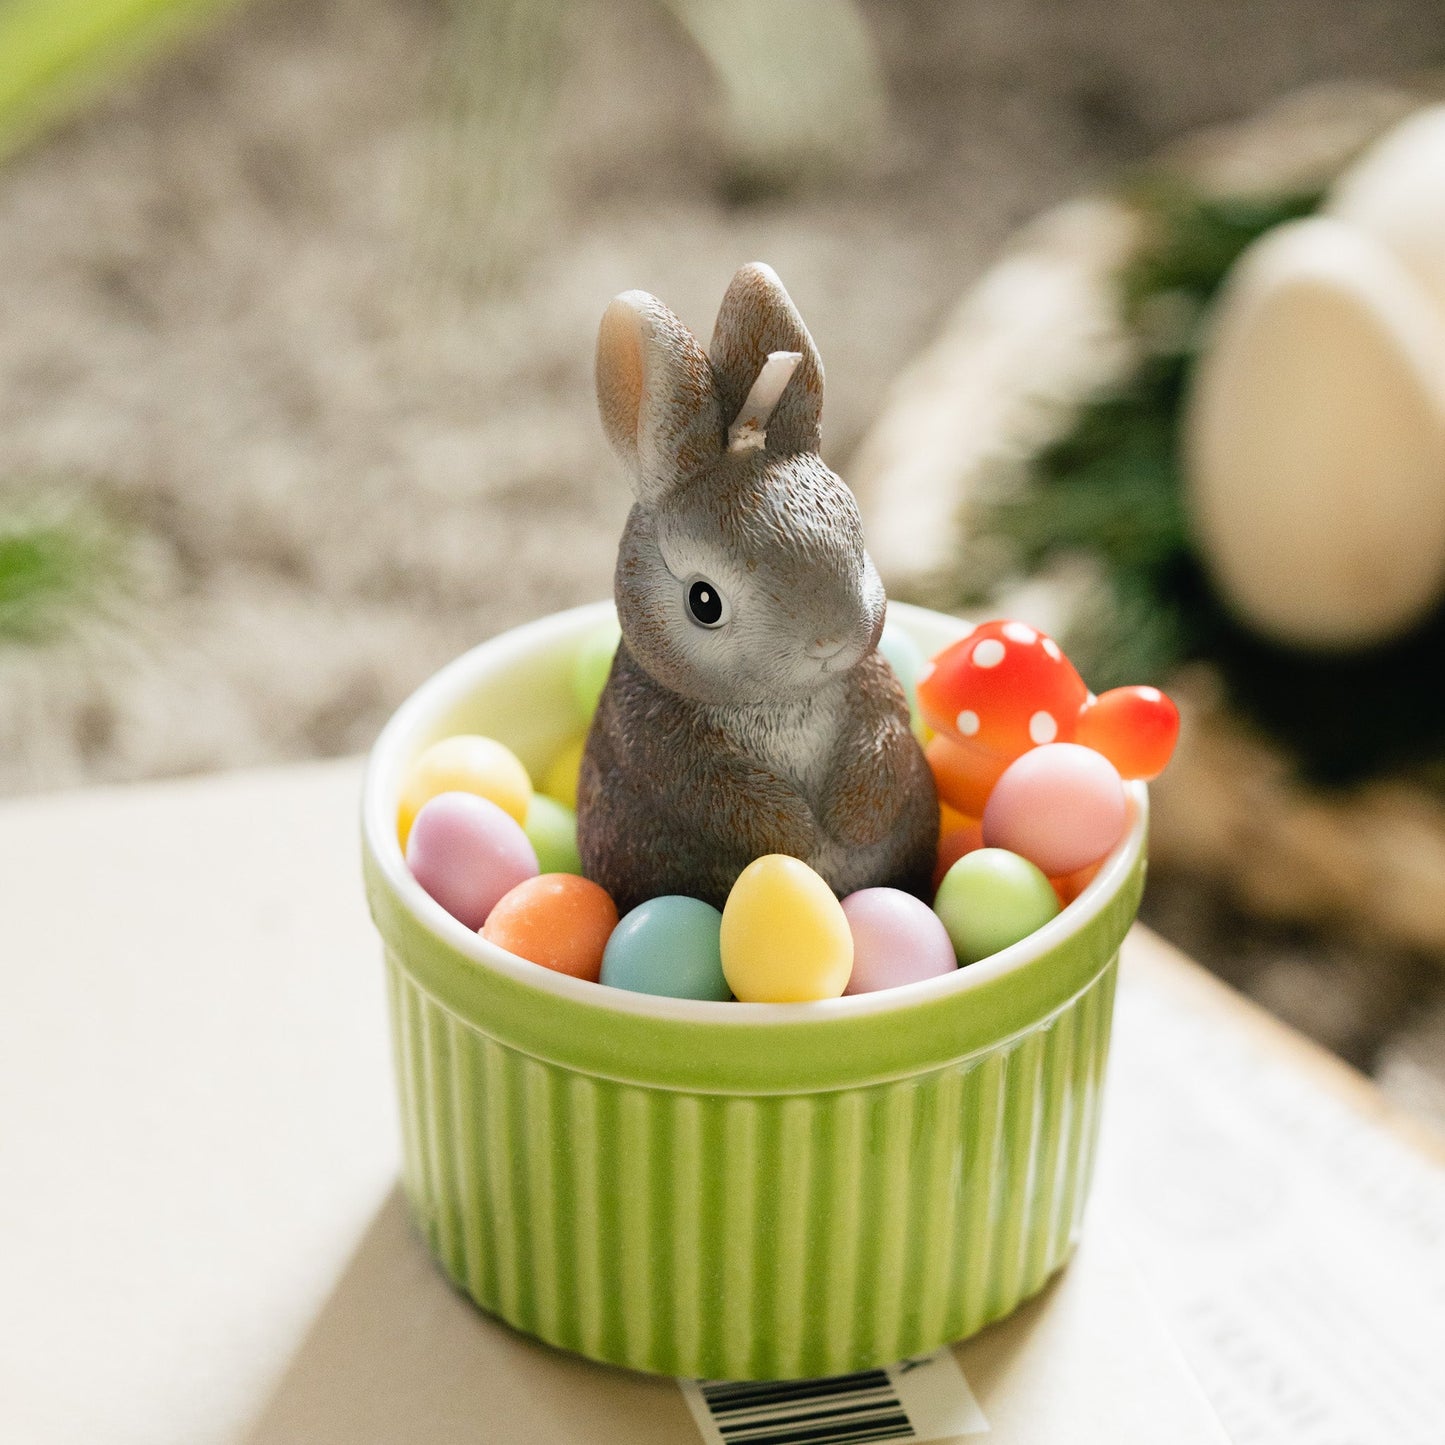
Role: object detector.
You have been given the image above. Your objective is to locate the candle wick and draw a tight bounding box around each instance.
[727,351,802,453]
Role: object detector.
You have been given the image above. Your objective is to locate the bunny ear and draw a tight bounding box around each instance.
[709,263,824,455]
[596,290,724,507]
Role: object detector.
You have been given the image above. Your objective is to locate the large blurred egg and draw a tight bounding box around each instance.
[720,855,853,1002]
[1328,106,1445,322]
[1184,217,1445,650]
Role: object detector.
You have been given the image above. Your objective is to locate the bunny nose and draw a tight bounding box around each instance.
[808,638,846,660]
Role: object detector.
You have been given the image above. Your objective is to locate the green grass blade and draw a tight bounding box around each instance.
[0,0,241,159]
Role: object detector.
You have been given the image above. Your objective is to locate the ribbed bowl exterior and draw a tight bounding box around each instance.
[364,602,1144,1380]
[385,949,1119,1380]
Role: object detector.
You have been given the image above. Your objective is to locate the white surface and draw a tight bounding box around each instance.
[1099,955,1445,1445]
[0,758,1222,1445]
[9,755,1442,1444]
[0,761,399,1445]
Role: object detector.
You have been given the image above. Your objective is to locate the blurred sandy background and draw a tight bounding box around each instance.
[4,0,1441,788]
[4,0,1445,1117]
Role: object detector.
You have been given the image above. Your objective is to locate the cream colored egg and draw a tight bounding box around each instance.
[1327,105,1445,322]
[1184,217,1445,650]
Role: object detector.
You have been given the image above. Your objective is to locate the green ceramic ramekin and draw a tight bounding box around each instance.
[362,601,1146,1381]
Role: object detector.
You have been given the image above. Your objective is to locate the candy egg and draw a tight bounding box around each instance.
[542,735,586,809]
[982,743,1127,878]
[925,732,1007,819]
[877,622,929,742]
[572,620,621,721]
[840,888,957,994]
[524,794,582,874]
[933,848,1059,965]
[918,621,1089,813]
[481,874,619,982]
[601,895,730,1000]
[720,855,853,1002]
[398,734,532,847]
[939,800,973,836]
[1051,861,1101,908]
[1075,685,1180,780]
[405,792,539,930]
[1184,216,1445,649]
[934,816,985,891]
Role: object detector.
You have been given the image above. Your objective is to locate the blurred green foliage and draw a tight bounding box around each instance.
[0,503,130,646]
[0,0,236,160]
[954,180,1445,785]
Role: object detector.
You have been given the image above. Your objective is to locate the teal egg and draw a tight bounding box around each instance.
[524,794,583,875]
[601,895,730,1001]
[878,621,928,742]
[933,848,1059,964]
[572,620,621,721]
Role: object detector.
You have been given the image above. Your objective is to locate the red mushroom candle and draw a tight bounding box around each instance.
[1075,685,1181,781]
[918,621,1089,816]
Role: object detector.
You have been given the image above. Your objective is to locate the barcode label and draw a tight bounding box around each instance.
[679,1348,988,1445]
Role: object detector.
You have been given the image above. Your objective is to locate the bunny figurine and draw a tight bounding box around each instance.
[577,263,937,914]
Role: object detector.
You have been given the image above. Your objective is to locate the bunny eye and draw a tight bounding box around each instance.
[686,577,729,629]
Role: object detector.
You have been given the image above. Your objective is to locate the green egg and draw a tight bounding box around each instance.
[933,848,1059,964]
[601,895,730,1001]
[878,622,928,742]
[572,620,621,721]
[524,794,583,875]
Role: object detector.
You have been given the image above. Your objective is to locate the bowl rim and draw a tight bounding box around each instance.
[362,600,1146,1030]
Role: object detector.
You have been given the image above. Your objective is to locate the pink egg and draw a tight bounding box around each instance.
[840,888,958,995]
[405,791,539,930]
[982,743,1127,878]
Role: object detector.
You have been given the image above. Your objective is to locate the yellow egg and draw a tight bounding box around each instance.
[720,855,853,1003]
[397,735,531,846]
[542,735,587,809]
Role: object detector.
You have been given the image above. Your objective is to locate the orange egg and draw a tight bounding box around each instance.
[481,874,619,982]
[925,733,1008,818]
[1051,861,1102,907]
[938,799,974,839]
[1075,686,1180,780]
[934,819,985,891]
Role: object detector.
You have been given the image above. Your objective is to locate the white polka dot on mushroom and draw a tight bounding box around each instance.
[1029,710,1058,744]
[957,709,981,737]
[972,638,1006,669]
[1042,638,1062,661]
[1003,622,1038,644]
[917,661,934,685]
[1138,686,1161,702]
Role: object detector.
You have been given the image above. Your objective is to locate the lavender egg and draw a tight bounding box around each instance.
[840,887,958,995]
[405,791,539,930]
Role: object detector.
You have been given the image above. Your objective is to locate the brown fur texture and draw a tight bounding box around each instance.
[577,264,937,912]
